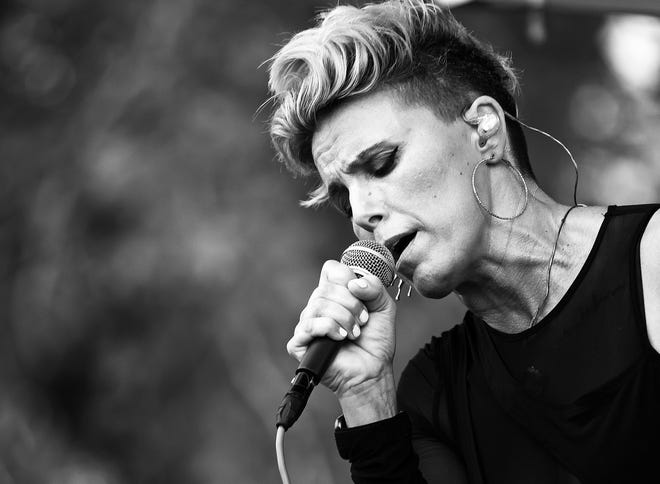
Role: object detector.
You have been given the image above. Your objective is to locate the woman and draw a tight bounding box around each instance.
[267,1,660,482]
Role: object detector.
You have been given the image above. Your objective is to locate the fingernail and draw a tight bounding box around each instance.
[359,309,369,323]
[352,324,360,338]
[339,327,348,338]
[355,279,368,289]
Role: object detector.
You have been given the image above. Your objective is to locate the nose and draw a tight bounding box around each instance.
[350,186,384,234]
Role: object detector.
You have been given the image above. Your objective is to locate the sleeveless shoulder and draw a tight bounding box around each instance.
[637,205,660,352]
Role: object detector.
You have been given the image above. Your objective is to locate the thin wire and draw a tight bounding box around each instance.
[276,426,291,484]
[528,204,578,327]
[505,111,583,328]
[504,112,579,206]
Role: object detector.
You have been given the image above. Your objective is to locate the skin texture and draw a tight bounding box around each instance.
[641,209,660,351]
[311,91,492,300]
[286,88,660,426]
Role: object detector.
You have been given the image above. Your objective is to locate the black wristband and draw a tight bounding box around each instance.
[335,412,411,461]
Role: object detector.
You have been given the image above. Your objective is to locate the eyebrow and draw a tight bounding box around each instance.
[323,141,397,192]
[314,141,398,206]
[344,141,397,174]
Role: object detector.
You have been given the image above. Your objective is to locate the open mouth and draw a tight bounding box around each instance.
[389,232,416,263]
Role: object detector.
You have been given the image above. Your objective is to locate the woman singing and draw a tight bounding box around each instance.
[267,1,660,482]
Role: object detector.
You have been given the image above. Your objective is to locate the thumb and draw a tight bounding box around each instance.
[347,274,395,314]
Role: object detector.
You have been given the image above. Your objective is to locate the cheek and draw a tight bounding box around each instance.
[404,169,451,207]
[402,164,445,195]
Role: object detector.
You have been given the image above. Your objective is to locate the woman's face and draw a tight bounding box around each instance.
[311,89,488,298]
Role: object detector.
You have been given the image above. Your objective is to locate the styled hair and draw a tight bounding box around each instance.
[267,0,529,208]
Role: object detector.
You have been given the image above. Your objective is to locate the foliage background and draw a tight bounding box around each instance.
[0,0,658,483]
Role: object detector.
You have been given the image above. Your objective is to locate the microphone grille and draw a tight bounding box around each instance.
[340,240,395,286]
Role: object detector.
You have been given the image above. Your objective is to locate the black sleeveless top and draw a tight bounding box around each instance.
[393,204,660,483]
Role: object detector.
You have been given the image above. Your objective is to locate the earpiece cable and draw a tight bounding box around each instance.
[504,111,580,206]
[504,111,584,327]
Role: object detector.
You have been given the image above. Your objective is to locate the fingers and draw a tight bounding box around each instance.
[308,259,369,326]
[293,286,365,350]
[286,317,351,361]
[286,259,396,363]
[347,274,395,314]
[319,259,357,285]
[320,258,395,314]
[287,260,368,361]
[301,284,367,327]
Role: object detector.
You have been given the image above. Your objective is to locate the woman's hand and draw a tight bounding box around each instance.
[287,260,397,404]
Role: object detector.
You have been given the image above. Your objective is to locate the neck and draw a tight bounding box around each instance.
[455,187,604,334]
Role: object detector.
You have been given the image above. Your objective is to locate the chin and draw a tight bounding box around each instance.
[417,286,453,299]
[411,272,453,299]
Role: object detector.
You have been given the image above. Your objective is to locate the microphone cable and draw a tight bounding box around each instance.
[276,425,291,484]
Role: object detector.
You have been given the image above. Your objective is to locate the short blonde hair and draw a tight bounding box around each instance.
[267,0,521,207]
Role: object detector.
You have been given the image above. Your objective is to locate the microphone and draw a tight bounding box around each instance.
[275,240,395,430]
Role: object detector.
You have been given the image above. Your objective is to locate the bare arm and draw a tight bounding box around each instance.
[640,208,660,353]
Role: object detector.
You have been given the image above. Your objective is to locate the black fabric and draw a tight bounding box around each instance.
[335,412,426,483]
[335,204,660,483]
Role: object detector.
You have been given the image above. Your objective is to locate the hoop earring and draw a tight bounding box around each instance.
[471,156,529,221]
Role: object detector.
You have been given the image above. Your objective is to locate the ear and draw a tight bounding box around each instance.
[462,95,507,162]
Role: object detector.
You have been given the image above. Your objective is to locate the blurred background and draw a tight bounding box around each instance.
[0,0,659,483]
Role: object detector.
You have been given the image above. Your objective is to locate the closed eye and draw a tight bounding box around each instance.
[370,146,399,178]
[324,143,400,218]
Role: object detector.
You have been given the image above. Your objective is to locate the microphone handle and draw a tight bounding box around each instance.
[297,271,366,384]
[276,268,377,430]
[275,338,340,430]
[296,337,340,384]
